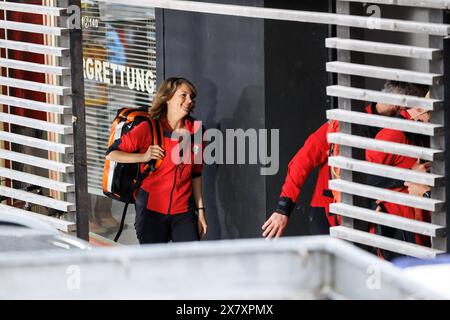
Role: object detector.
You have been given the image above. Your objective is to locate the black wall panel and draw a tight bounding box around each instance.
[157,0,330,239]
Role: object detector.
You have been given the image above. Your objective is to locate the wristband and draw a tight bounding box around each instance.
[275,197,293,217]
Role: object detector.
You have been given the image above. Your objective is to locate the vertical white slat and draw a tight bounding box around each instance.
[335,1,354,229]
[429,8,447,252]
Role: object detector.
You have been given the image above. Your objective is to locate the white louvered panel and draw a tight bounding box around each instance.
[0,20,66,36]
[335,0,450,10]
[0,167,74,193]
[103,0,450,35]
[326,37,442,60]
[330,203,446,237]
[327,61,442,85]
[330,226,444,259]
[0,149,73,173]
[0,112,72,135]
[0,2,67,16]
[329,156,444,187]
[0,205,75,232]
[0,186,75,212]
[0,95,71,114]
[327,132,443,161]
[0,39,69,56]
[326,85,441,110]
[0,77,71,96]
[326,109,443,136]
[0,58,70,76]
[329,179,444,212]
[0,131,73,154]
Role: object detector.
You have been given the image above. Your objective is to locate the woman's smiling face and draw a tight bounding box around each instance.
[167,83,195,117]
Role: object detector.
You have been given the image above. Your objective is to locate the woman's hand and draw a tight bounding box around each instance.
[197,209,208,239]
[142,145,165,162]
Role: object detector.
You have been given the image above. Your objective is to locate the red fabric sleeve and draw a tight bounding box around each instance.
[366,129,414,168]
[117,121,152,154]
[279,122,329,203]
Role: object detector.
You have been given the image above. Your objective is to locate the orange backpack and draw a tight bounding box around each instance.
[102,107,164,241]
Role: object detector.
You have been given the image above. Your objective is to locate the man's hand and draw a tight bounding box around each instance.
[262,212,288,239]
[411,159,430,173]
[404,181,431,197]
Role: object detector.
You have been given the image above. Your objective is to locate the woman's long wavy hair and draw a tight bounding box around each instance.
[149,77,197,119]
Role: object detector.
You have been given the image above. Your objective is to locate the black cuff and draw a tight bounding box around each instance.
[275,197,294,217]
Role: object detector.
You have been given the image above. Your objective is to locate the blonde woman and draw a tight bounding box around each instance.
[107,77,207,243]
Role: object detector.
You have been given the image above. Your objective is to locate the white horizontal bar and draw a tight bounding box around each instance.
[327,61,442,85]
[0,131,73,154]
[327,132,443,161]
[0,167,74,193]
[326,37,442,60]
[101,0,450,35]
[0,58,70,76]
[0,112,72,135]
[327,85,441,111]
[0,206,75,232]
[330,226,444,259]
[0,39,69,56]
[330,203,446,237]
[336,0,450,10]
[0,149,73,173]
[0,2,67,16]
[326,109,443,136]
[0,185,75,212]
[0,77,71,96]
[329,179,444,212]
[0,21,66,36]
[329,156,443,187]
[0,95,71,115]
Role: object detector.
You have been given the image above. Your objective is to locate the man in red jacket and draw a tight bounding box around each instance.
[262,81,428,239]
[366,105,431,260]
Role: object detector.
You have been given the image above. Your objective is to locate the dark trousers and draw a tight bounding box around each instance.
[134,189,199,244]
[371,225,416,261]
[308,207,331,235]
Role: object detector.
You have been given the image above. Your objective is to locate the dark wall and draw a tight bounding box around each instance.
[157,0,331,239]
[264,0,330,236]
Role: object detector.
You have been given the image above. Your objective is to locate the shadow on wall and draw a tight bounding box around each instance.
[215,84,266,240]
[194,77,221,240]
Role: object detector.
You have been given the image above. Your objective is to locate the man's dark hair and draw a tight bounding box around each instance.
[382,80,428,97]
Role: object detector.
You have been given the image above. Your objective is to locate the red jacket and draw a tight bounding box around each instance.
[366,127,431,246]
[114,117,203,214]
[276,121,338,226]
[275,103,379,226]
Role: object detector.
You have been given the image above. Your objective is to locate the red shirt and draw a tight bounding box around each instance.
[116,117,203,214]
